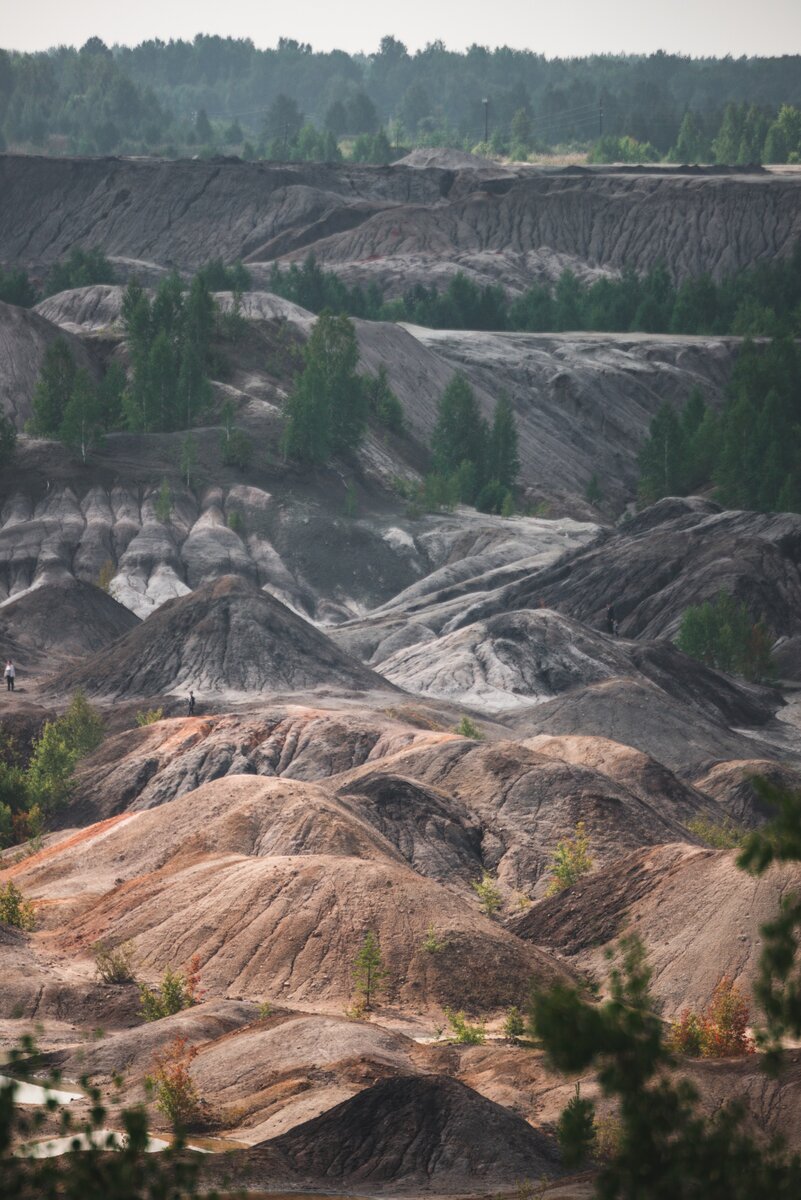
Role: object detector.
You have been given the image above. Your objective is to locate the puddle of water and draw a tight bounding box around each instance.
[17,1131,170,1158]
[0,1073,83,1105]
[16,1130,212,1158]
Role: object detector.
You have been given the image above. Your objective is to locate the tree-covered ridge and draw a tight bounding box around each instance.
[1,35,801,159]
[268,242,801,337]
[638,337,801,514]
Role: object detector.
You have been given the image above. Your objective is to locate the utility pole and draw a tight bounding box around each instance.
[482,97,489,143]
[599,99,604,139]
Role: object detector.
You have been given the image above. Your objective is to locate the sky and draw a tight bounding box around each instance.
[4,0,801,58]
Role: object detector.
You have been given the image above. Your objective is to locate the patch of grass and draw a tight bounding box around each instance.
[444,1007,486,1045]
[686,815,746,849]
[454,715,483,739]
[136,707,164,727]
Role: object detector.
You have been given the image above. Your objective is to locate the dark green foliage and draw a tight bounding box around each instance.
[475,480,512,515]
[0,412,16,466]
[585,474,602,505]
[0,1036,209,1198]
[1,692,104,843]
[30,339,77,436]
[269,253,384,321]
[638,389,721,505]
[431,374,488,501]
[352,930,388,1010]
[557,1083,596,1168]
[3,38,801,161]
[365,365,404,432]
[716,338,801,513]
[534,774,801,1192]
[350,128,395,163]
[676,591,776,683]
[0,267,37,307]
[121,273,215,433]
[43,247,115,297]
[639,336,801,514]
[59,368,104,463]
[488,393,520,491]
[531,934,801,1198]
[282,311,367,463]
[738,780,801,1063]
[195,258,252,293]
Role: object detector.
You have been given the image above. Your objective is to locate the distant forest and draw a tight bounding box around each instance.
[1,35,801,162]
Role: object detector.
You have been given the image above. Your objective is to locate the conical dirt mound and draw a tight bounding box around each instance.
[50,576,393,698]
[252,1074,560,1186]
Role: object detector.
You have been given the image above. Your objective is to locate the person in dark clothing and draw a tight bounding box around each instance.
[4,660,15,691]
[606,604,616,635]
[187,690,196,716]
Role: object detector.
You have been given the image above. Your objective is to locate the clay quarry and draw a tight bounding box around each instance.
[2,150,801,1197]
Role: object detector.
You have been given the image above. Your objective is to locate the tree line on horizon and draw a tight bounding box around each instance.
[2,35,801,162]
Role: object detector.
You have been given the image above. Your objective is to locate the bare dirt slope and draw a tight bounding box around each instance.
[515,842,801,1016]
[2,157,800,290]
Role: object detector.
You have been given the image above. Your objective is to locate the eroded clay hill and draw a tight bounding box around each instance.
[51,576,390,698]
[459,497,801,646]
[2,156,800,292]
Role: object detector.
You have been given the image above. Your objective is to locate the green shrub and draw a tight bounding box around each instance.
[59,690,104,757]
[421,923,448,953]
[0,1035,207,1197]
[686,815,746,849]
[454,715,483,739]
[352,930,388,1011]
[471,869,502,916]
[139,955,202,1022]
[221,427,252,469]
[94,939,137,984]
[149,1035,201,1129]
[545,821,593,895]
[444,1007,486,1044]
[557,1082,596,1167]
[153,478,172,523]
[0,881,35,930]
[503,1005,526,1041]
[676,591,776,682]
[136,707,164,727]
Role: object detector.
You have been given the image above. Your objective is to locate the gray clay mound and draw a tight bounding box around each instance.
[0,299,96,430]
[250,1074,560,1187]
[377,606,779,728]
[509,677,787,777]
[0,578,140,659]
[693,759,801,827]
[48,575,394,699]
[467,498,801,642]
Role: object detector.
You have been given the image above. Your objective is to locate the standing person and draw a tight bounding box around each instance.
[4,660,15,691]
[606,604,616,635]
[187,690,196,716]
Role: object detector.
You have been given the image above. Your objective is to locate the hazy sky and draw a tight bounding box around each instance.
[5,0,801,57]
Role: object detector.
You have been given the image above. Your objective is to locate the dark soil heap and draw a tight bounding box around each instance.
[50,575,393,698]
